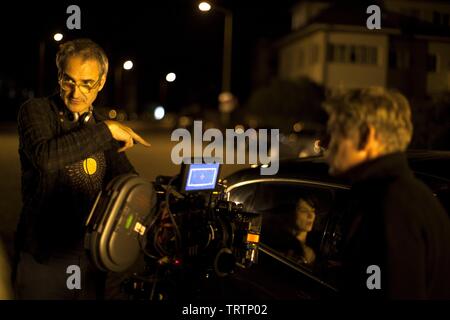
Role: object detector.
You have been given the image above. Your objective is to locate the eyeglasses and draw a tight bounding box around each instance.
[59,74,101,95]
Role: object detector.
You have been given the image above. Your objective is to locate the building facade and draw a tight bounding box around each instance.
[278,0,450,97]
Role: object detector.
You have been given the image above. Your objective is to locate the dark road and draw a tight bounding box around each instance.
[0,123,249,257]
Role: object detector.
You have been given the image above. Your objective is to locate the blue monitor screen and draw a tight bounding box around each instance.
[184,163,220,191]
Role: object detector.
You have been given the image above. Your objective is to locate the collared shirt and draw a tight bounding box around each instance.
[16,94,137,261]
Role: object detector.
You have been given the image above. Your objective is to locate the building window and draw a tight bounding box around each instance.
[368,47,378,65]
[337,45,346,62]
[328,44,377,65]
[389,49,410,70]
[389,50,397,68]
[349,46,356,63]
[327,44,333,61]
[310,44,319,65]
[433,11,449,26]
[282,49,294,76]
[298,48,305,68]
[356,46,368,64]
[427,54,438,72]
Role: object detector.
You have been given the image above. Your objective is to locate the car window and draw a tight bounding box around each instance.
[315,190,353,288]
[250,181,335,272]
[227,180,357,292]
[413,173,450,215]
[227,183,258,213]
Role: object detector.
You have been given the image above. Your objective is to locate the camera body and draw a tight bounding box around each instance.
[85,161,261,300]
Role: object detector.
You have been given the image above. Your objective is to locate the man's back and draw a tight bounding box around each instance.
[383,159,450,298]
[344,153,450,299]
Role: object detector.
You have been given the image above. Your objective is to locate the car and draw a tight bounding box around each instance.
[220,151,450,299]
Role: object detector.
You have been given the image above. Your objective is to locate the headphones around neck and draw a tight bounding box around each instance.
[67,106,94,124]
[58,89,94,124]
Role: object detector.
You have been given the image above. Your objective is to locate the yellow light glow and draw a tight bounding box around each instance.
[247,233,260,243]
[179,116,191,127]
[198,2,211,12]
[53,33,63,42]
[314,140,322,153]
[123,60,133,70]
[293,122,303,132]
[235,125,245,134]
[288,133,297,142]
[166,72,176,82]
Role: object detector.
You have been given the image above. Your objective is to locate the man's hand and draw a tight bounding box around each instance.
[104,120,151,152]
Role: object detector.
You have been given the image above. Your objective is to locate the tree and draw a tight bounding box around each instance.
[245,77,326,132]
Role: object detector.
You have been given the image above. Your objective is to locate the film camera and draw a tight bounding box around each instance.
[84,161,261,300]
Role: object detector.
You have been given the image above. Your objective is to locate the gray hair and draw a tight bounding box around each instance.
[323,87,413,153]
[56,38,109,78]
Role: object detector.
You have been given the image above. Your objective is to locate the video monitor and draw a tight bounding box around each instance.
[181,162,221,192]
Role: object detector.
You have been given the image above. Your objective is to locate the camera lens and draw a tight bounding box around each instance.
[214,248,236,277]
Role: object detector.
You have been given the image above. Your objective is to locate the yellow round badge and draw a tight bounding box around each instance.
[83,158,97,175]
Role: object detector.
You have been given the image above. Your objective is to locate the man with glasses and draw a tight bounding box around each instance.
[14,38,150,299]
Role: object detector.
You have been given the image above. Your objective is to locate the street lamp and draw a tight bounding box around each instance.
[198,2,211,12]
[38,33,65,96]
[160,72,176,109]
[53,33,64,42]
[165,72,176,82]
[198,2,234,126]
[123,60,133,70]
[115,59,137,117]
[198,2,233,94]
[154,106,165,120]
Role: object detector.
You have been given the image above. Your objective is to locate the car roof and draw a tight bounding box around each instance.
[225,150,450,190]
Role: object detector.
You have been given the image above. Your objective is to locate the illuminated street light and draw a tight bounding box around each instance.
[293,122,303,133]
[123,60,133,70]
[198,2,234,126]
[198,3,232,93]
[234,124,245,134]
[154,106,165,120]
[39,33,64,95]
[53,33,63,42]
[165,72,176,82]
[198,2,211,12]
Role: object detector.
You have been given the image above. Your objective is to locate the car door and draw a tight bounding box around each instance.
[227,179,350,298]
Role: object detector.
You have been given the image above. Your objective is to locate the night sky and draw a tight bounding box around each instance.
[0,0,299,119]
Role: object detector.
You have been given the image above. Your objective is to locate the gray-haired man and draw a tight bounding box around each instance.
[324,87,450,299]
[15,38,150,299]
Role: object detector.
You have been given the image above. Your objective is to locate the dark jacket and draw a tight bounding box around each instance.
[16,94,137,262]
[341,152,450,299]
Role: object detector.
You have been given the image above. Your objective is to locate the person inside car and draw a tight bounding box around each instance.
[289,197,317,265]
[261,196,318,267]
